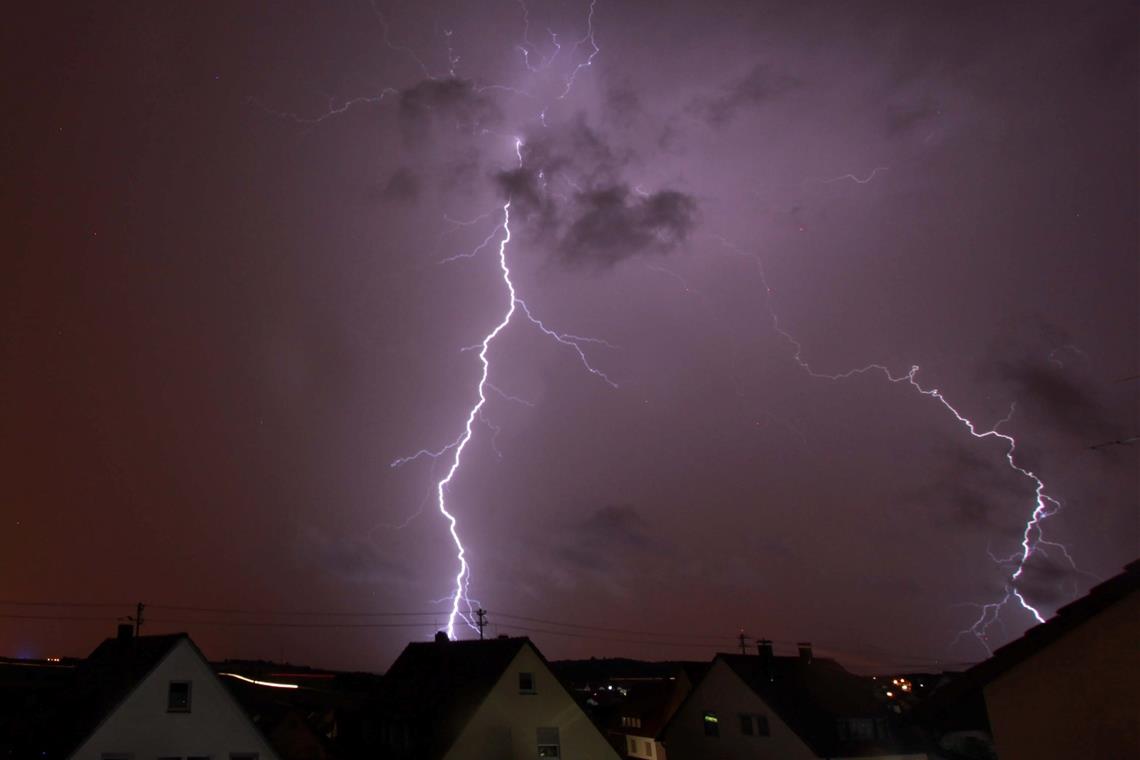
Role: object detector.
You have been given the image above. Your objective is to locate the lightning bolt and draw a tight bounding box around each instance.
[395,137,615,638]
[820,167,889,185]
[715,234,1080,653]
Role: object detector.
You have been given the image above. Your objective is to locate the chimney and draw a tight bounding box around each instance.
[434,630,450,644]
[756,639,774,660]
[117,623,134,642]
[797,641,813,664]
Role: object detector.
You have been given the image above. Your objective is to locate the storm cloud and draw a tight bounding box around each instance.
[397,77,502,143]
[557,185,698,268]
[494,117,698,268]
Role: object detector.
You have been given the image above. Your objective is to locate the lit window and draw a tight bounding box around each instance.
[703,711,719,737]
[229,754,259,760]
[167,681,191,713]
[537,726,560,757]
[519,672,536,694]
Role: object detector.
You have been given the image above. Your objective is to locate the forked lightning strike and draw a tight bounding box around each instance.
[394,137,615,638]
[716,235,1081,654]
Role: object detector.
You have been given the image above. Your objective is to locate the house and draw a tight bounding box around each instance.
[659,643,929,759]
[602,664,706,760]
[1,625,279,760]
[374,634,621,760]
[964,559,1140,760]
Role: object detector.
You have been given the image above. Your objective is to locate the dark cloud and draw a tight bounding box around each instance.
[692,63,799,126]
[558,185,698,269]
[922,445,1031,533]
[556,504,658,572]
[602,82,643,129]
[301,528,411,584]
[374,166,420,203]
[492,118,624,222]
[493,117,698,268]
[397,77,502,143]
[987,358,1114,441]
[1014,551,1085,608]
[884,97,941,137]
[521,116,630,185]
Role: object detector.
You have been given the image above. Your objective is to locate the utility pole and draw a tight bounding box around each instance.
[134,602,145,636]
[476,608,487,640]
[738,629,749,655]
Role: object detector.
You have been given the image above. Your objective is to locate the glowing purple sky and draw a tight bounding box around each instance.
[3,0,1136,672]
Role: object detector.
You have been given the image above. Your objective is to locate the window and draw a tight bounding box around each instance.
[229,755,259,760]
[167,681,191,713]
[738,713,770,736]
[621,716,642,729]
[702,711,719,737]
[537,727,560,757]
[519,671,536,694]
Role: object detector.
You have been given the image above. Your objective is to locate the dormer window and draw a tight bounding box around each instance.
[167,681,192,712]
[519,671,536,694]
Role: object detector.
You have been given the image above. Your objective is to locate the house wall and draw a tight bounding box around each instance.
[71,639,278,760]
[661,659,817,760]
[443,644,620,760]
[983,589,1140,760]
[622,733,663,760]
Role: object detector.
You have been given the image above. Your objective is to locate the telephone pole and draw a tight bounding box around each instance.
[133,602,145,636]
[738,629,749,655]
[476,608,487,640]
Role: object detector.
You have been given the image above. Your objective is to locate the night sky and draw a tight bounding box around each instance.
[3,1,1137,673]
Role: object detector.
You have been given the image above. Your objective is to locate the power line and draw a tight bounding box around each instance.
[0,600,132,609]
[0,613,124,622]
[148,604,442,617]
[146,618,444,630]
[490,612,739,643]
[0,601,983,668]
[492,623,730,650]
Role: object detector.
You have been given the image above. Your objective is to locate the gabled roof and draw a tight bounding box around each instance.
[668,653,928,758]
[967,559,1139,687]
[913,560,1140,738]
[10,633,190,759]
[377,636,534,759]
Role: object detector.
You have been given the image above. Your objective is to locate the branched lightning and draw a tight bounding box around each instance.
[260,0,1087,656]
[395,136,615,638]
[557,0,600,99]
[714,233,1082,653]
